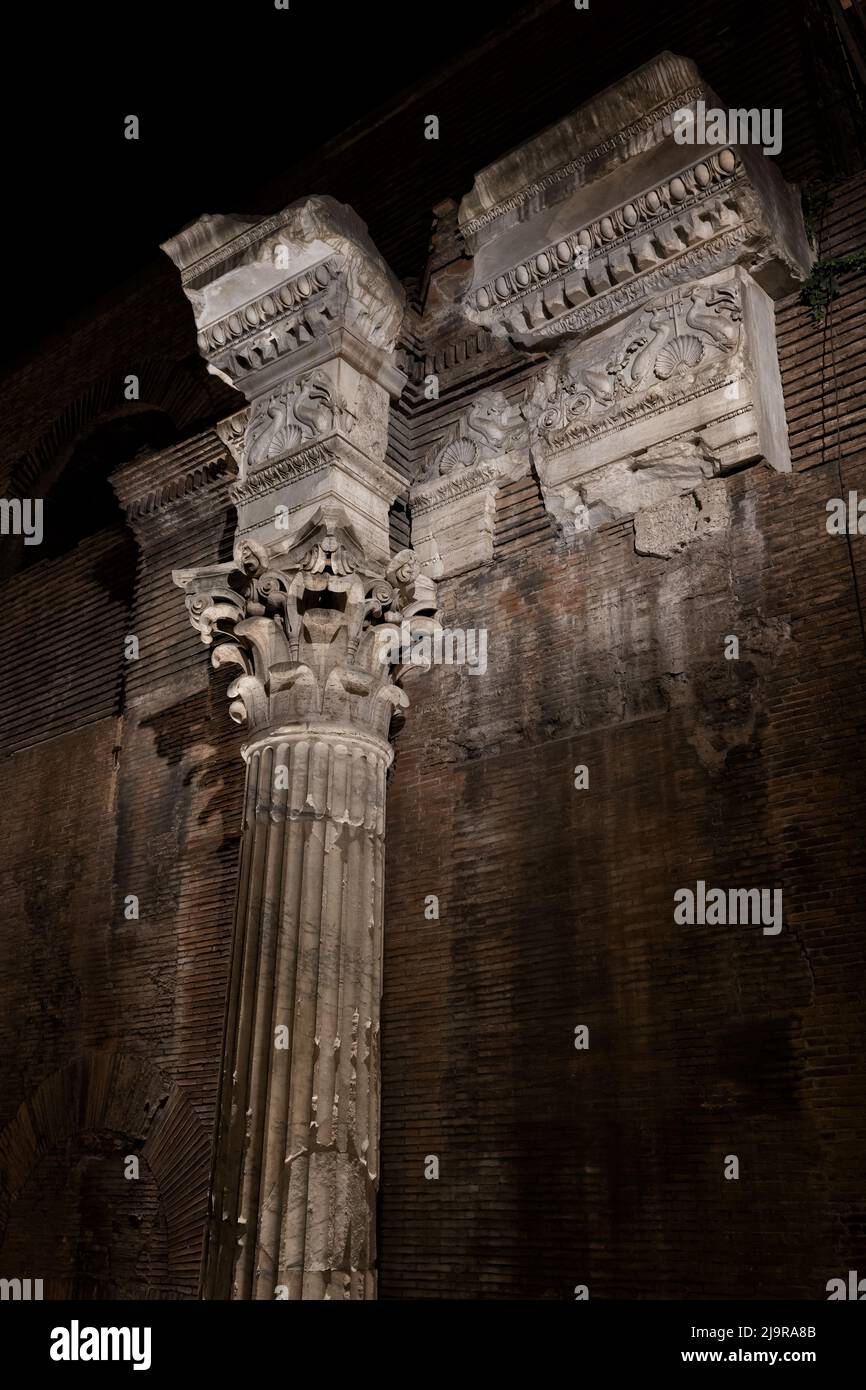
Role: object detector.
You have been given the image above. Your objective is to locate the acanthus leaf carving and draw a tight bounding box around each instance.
[173,509,439,741]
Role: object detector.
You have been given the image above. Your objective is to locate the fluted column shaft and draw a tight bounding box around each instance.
[162,198,430,1302]
[204,724,389,1300]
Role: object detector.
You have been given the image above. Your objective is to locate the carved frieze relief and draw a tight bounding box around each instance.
[525,265,790,539]
[410,388,530,578]
[411,263,791,562]
[457,53,812,349]
[244,370,356,468]
[418,388,527,481]
[526,276,742,456]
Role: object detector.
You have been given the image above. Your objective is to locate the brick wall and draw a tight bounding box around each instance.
[0,3,864,1301]
[378,178,866,1299]
[0,466,242,1297]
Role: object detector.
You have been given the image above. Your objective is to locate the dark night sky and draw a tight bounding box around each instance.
[2,0,541,373]
[4,0,839,378]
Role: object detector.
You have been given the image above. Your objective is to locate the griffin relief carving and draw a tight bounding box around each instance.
[244,370,356,468]
[421,388,527,480]
[526,280,743,455]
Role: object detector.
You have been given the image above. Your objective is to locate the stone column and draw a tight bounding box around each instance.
[220,726,388,1301]
[181,522,433,1300]
[163,201,438,1298]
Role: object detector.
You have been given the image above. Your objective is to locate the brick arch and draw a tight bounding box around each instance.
[5,354,229,497]
[0,1051,212,1295]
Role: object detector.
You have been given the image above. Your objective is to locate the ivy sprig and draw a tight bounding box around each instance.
[799,249,866,321]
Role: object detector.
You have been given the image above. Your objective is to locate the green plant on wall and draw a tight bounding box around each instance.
[799,179,866,321]
[800,249,866,322]
[800,178,839,247]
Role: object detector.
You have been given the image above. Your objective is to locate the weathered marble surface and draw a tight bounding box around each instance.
[163,197,407,568]
[164,201,439,1299]
[411,52,811,562]
[459,52,812,348]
